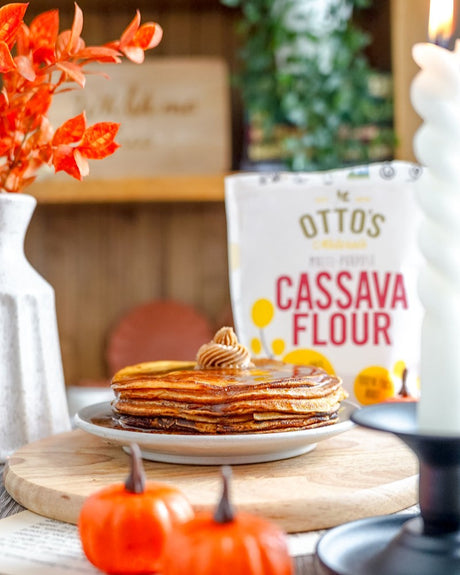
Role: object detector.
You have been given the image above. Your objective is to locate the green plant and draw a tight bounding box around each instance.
[222,0,394,171]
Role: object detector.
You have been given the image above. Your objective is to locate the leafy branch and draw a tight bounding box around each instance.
[0,3,162,193]
[222,0,394,171]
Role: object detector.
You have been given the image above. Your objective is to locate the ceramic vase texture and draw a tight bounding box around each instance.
[0,193,70,462]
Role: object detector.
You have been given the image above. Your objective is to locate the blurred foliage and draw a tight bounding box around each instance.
[221,0,395,171]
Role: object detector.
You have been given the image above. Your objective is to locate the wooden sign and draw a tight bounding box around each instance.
[48,57,231,177]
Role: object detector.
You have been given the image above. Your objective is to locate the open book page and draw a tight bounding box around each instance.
[0,509,322,575]
[0,510,98,575]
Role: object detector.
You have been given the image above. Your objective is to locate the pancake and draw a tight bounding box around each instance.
[113,386,345,416]
[110,327,348,434]
[115,412,338,434]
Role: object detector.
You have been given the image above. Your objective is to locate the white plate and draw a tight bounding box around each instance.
[74,400,356,465]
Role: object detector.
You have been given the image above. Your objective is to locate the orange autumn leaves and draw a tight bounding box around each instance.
[0,3,162,192]
[52,112,119,181]
[107,9,164,65]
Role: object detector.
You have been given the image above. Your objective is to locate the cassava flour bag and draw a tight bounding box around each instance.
[225,162,424,404]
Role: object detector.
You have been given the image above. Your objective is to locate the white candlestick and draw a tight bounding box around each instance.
[411,41,460,434]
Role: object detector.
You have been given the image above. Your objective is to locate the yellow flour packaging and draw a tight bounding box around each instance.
[225,162,424,404]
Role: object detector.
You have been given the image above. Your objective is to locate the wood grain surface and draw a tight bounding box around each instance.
[26,201,231,388]
[29,175,227,204]
[391,0,429,161]
[4,427,418,533]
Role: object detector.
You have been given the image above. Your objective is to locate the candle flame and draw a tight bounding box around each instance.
[429,0,455,45]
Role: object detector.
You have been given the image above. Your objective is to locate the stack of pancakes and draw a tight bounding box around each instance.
[111,358,347,434]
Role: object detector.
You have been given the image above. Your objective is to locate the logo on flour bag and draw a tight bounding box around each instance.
[299,204,386,240]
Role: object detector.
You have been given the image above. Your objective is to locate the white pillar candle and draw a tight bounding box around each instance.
[411,39,460,434]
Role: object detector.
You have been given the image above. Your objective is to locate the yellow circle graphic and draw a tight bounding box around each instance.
[251,338,262,355]
[282,349,336,375]
[251,299,274,328]
[392,360,406,379]
[271,338,285,356]
[354,366,395,405]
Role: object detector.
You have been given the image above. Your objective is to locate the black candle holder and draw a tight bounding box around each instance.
[316,402,460,575]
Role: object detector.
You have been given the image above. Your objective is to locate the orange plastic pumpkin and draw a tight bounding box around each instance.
[78,443,194,574]
[162,466,294,575]
[385,368,418,403]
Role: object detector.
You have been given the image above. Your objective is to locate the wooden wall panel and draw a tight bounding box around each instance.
[391,0,429,161]
[25,204,230,386]
[165,204,230,320]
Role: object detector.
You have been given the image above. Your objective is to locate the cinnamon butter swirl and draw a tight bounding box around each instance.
[111,327,348,434]
[196,326,253,369]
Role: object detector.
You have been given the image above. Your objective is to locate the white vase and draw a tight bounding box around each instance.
[0,193,70,462]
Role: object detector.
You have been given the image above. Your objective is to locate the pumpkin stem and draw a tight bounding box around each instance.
[125,443,146,494]
[213,465,235,523]
[400,368,409,397]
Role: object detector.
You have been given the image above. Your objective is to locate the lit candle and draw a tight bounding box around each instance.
[411,0,460,434]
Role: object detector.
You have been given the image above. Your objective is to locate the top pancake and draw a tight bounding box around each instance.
[111,358,344,405]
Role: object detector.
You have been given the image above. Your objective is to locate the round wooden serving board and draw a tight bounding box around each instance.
[4,427,418,533]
